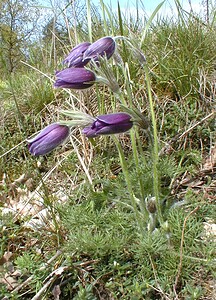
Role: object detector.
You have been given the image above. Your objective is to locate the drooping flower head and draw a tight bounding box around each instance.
[82,112,133,138]
[63,42,91,68]
[83,36,116,63]
[54,68,96,89]
[27,123,70,156]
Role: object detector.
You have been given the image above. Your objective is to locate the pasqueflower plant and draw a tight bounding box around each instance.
[28,35,162,233]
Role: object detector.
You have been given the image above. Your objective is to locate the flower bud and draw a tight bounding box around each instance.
[54,68,96,89]
[63,42,91,68]
[82,112,133,138]
[145,196,157,214]
[83,36,116,63]
[27,123,70,156]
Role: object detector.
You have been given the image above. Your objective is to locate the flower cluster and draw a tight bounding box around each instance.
[27,36,147,156]
[54,36,116,90]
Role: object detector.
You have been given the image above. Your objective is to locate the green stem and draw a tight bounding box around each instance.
[113,135,144,233]
[115,80,148,220]
[144,64,163,225]
[130,128,148,217]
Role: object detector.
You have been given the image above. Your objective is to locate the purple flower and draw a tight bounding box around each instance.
[63,42,91,68]
[27,123,70,156]
[82,112,133,138]
[54,68,96,89]
[83,36,116,63]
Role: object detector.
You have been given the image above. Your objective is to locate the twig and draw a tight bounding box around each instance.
[33,259,99,300]
[31,267,69,300]
[21,61,54,82]
[70,135,93,185]
[159,111,215,156]
[148,253,171,300]
[173,206,200,298]
[0,139,27,159]
[178,112,215,140]
[31,276,55,300]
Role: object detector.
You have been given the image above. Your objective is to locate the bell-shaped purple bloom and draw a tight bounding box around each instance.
[82,112,133,138]
[83,36,116,63]
[27,123,70,156]
[54,68,96,89]
[63,42,91,68]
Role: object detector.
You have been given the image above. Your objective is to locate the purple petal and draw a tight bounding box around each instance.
[27,123,60,143]
[96,122,133,135]
[83,36,116,62]
[54,68,96,89]
[92,120,106,130]
[28,124,70,156]
[97,113,132,125]
[82,112,133,138]
[63,42,91,68]
[54,79,94,89]
[55,68,95,83]
[82,127,97,138]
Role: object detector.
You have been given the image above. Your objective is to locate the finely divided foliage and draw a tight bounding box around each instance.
[0,0,215,299]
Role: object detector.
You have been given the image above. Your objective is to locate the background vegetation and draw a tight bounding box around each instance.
[0,0,215,299]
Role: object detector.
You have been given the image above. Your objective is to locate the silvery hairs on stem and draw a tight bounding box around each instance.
[88,56,120,94]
